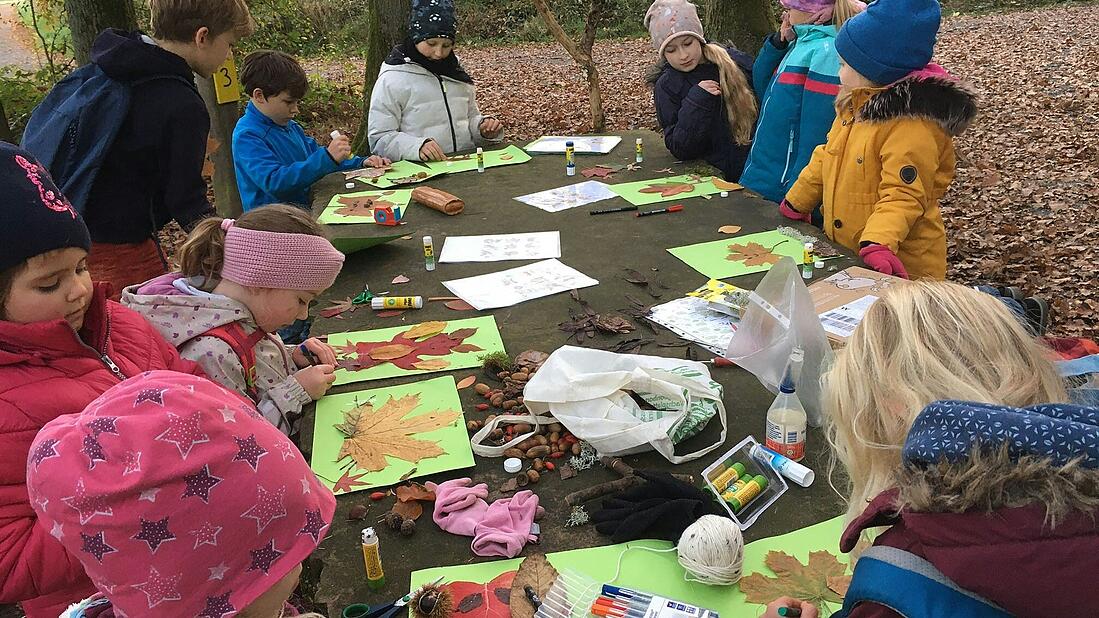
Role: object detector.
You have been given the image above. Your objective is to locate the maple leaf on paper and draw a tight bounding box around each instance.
[447,571,515,618]
[726,241,784,268]
[335,324,481,374]
[331,469,370,494]
[639,182,695,198]
[335,394,461,472]
[580,166,615,179]
[344,166,391,180]
[510,555,558,618]
[334,196,394,218]
[738,550,849,605]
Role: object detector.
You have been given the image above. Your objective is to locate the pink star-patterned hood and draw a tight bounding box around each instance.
[26,371,335,617]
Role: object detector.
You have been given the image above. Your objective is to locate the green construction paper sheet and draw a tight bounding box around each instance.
[421,145,532,174]
[327,315,505,386]
[319,189,414,225]
[668,229,810,280]
[410,517,847,617]
[311,375,473,494]
[608,174,726,206]
[356,160,443,189]
[329,234,407,255]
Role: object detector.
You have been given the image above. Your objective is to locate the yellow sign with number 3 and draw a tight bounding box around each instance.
[212,55,240,105]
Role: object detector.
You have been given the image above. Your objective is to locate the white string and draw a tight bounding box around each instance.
[604,515,745,588]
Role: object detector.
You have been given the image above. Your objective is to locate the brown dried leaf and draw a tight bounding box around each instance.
[718,225,743,234]
[445,299,477,311]
[395,482,435,502]
[456,375,477,389]
[452,343,484,353]
[638,182,694,197]
[336,394,462,472]
[726,242,783,268]
[711,178,743,191]
[413,359,451,371]
[510,555,559,618]
[319,297,354,319]
[738,550,849,605]
[827,575,852,598]
[391,499,423,521]
[392,274,411,284]
[368,344,416,361]
[376,310,406,318]
[404,320,448,340]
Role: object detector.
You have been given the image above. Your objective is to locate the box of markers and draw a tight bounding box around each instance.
[701,435,787,529]
[591,584,720,618]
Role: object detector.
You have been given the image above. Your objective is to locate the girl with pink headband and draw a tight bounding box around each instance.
[123,204,346,437]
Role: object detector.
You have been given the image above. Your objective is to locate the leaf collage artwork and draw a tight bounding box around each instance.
[319,189,413,224]
[422,145,533,175]
[609,174,739,206]
[327,316,506,386]
[312,375,474,493]
[354,159,444,189]
[668,230,812,279]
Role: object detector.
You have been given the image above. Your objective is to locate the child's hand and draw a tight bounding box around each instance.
[697,80,721,96]
[479,117,504,138]
[763,597,819,618]
[780,11,796,42]
[293,337,337,368]
[327,134,353,163]
[809,5,834,24]
[779,199,812,223]
[419,139,447,162]
[859,244,909,279]
[364,155,391,168]
[294,364,336,400]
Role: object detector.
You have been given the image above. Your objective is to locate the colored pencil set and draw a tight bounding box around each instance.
[589,584,720,618]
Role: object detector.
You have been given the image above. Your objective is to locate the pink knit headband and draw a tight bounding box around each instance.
[221,224,344,291]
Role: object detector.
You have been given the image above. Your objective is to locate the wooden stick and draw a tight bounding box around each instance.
[601,456,633,477]
[564,470,696,506]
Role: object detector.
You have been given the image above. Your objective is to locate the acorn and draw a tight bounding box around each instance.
[516,473,529,487]
[466,420,483,432]
[347,504,370,521]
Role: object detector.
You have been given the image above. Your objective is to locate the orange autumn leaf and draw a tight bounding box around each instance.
[712,178,744,191]
[404,321,448,340]
[412,359,451,371]
[456,375,477,390]
[738,550,849,605]
[718,225,743,234]
[395,482,435,502]
[336,394,462,472]
[392,498,423,520]
[726,242,783,268]
[368,344,416,360]
[639,182,695,198]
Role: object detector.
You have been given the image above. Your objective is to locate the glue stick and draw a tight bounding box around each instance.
[727,475,768,512]
[635,138,644,163]
[565,141,576,176]
[801,243,814,280]
[362,528,385,590]
[423,236,436,271]
[476,147,485,173]
[371,296,424,310]
[711,462,747,492]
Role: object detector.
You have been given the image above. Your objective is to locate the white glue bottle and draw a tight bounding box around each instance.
[765,347,807,462]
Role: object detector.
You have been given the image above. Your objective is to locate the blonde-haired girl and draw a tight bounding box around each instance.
[645,0,758,181]
[765,281,1099,618]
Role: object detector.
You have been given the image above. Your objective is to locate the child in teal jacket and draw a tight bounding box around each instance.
[740,0,863,203]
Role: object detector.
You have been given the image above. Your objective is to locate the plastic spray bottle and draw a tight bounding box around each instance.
[765,348,807,462]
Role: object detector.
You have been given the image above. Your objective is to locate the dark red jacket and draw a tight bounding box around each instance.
[0,284,204,617]
[842,480,1099,617]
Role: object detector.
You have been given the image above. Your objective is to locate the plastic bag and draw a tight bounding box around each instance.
[522,346,727,463]
[725,257,833,426]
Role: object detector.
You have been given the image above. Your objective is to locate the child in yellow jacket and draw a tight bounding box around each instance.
[778,0,976,280]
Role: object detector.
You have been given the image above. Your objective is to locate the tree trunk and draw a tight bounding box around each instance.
[64,0,136,66]
[0,100,13,144]
[351,0,409,155]
[704,0,775,55]
[531,0,607,132]
[196,76,243,217]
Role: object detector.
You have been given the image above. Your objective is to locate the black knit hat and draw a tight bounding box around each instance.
[409,0,457,43]
[0,142,91,273]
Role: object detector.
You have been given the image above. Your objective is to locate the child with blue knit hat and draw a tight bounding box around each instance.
[778,0,977,281]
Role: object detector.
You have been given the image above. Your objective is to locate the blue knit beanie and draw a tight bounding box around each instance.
[835,0,941,85]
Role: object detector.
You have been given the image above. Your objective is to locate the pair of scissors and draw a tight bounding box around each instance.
[342,576,446,618]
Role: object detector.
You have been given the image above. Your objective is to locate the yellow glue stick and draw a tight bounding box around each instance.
[362,528,385,590]
[728,475,769,512]
[712,462,747,492]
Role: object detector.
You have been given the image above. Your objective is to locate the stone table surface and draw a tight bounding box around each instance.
[302,130,855,615]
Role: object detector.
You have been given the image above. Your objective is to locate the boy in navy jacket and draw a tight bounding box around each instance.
[233,50,389,212]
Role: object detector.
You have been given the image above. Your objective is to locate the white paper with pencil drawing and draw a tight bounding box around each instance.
[439,232,561,263]
[442,259,598,310]
[514,181,618,213]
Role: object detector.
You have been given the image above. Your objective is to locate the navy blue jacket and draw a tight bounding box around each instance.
[83,30,213,244]
[651,47,754,181]
[233,102,364,211]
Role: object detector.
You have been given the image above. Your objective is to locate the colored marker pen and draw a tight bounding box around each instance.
[777,608,802,617]
[361,528,385,590]
[636,204,684,217]
[476,147,485,173]
[635,137,644,163]
[590,205,638,215]
[565,140,575,176]
[423,235,435,271]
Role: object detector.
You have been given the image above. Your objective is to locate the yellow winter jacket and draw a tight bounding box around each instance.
[785,67,977,280]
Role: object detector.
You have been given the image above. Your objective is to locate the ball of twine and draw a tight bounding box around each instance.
[676,514,745,585]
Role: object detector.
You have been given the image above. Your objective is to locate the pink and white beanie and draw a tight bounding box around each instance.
[27,371,335,617]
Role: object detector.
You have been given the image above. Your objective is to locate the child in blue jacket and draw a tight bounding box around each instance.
[233,50,389,212]
[645,0,758,181]
[740,0,863,203]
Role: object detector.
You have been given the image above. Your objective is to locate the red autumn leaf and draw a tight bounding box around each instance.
[395,482,436,502]
[639,182,695,198]
[445,300,477,311]
[320,297,355,319]
[335,324,481,374]
[375,310,406,317]
[580,166,615,178]
[446,571,516,618]
[332,469,370,494]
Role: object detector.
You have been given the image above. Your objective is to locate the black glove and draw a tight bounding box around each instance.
[590,470,727,543]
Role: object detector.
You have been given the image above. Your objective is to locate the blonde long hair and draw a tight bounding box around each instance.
[824,281,1068,529]
[831,0,861,28]
[702,43,758,145]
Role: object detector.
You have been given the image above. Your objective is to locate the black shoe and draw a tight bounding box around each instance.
[1021,297,1050,335]
[998,286,1025,302]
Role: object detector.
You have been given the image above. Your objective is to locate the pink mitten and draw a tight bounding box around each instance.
[471,490,545,558]
[426,478,489,537]
[779,199,812,223]
[859,244,909,279]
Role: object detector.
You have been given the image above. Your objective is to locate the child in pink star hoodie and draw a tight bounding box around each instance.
[27,370,335,617]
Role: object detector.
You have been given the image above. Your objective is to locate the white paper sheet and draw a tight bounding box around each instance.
[439,232,561,263]
[647,297,739,356]
[442,259,599,310]
[819,295,879,339]
[513,180,618,213]
[524,135,622,154]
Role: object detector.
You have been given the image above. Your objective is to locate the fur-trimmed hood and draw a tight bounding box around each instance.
[859,63,978,136]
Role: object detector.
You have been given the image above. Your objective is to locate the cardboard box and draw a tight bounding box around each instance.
[809,267,904,346]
